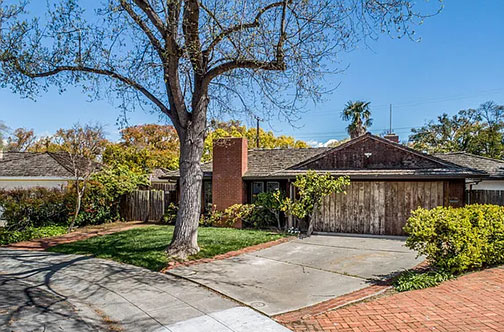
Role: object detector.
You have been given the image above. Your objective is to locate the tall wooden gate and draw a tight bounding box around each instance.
[120,190,175,222]
[313,181,445,236]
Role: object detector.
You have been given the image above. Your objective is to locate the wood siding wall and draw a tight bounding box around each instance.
[299,136,444,170]
[313,180,454,236]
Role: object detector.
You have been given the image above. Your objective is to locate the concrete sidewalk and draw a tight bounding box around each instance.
[0,249,289,332]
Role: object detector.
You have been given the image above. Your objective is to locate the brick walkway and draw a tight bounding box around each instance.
[280,266,504,332]
[5,221,148,251]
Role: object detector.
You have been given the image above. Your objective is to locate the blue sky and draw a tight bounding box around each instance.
[1,0,503,145]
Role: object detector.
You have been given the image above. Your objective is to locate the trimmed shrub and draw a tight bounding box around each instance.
[224,204,255,226]
[199,204,278,229]
[199,204,253,227]
[243,206,278,229]
[404,204,504,274]
[200,208,224,227]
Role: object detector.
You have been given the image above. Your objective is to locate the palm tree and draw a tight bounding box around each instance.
[341,101,373,139]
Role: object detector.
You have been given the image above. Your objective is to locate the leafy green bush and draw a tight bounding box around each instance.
[0,165,147,231]
[71,165,149,226]
[280,171,350,234]
[251,191,284,229]
[200,204,277,229]
[224,204,255,226]
[243,206,278,229]
[404,204,504,274]
[73,181,118,226]
[163,203,178,224]
[0,188,73,231]
[200,208,224,227]
[200,204,254,227]
[394,270,453,292]
[0,225,67,245]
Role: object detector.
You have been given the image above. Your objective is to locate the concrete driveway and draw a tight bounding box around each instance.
[170,234,422,316]
[0,249,289,332]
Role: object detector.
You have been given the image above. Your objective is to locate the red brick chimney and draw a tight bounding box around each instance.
[212,137,248,211]
[384,133,400,143]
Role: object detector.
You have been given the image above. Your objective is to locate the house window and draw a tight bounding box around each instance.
[203,181,212,212]
[251,181,265,203]
[266,181,280,192]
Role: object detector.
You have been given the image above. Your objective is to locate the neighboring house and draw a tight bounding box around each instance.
[435,152,504,205]
[0,151,81,190]
[149,168,177,192]
[163,133,485,235]
[435,152,504,190]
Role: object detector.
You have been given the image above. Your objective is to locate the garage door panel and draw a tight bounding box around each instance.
[315,181,445,235]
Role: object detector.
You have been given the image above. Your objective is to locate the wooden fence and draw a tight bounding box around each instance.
[120,190,177,222]
[469,190,504,206]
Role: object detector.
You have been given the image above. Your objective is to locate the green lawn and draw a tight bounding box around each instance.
[47,225,286,271]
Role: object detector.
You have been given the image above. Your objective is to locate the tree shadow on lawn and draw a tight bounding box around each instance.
[46,225,285,272]
[47,228,171,272]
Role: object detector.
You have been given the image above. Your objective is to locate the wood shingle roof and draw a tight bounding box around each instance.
[161,134,486,180]
[0,152,94,178]
[435,152,504,179]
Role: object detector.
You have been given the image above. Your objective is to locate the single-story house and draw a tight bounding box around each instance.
[163,133,487,235]
[0,150,175,191]
[0,151,78,190]
[435,152,504,205]
[149,168,177,192]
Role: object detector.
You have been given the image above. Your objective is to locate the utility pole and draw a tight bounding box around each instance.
[389,104,393,134]
[255,116,261,148]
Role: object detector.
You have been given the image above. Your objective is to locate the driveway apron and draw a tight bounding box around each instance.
[170,234,422,316]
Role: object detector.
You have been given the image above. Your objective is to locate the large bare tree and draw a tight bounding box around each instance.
[0,0,440,258]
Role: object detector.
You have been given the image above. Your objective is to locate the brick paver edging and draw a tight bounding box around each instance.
[274,283,392,324]
[4,221,148,251]
[274,260,430,324]
[161,236,294,272]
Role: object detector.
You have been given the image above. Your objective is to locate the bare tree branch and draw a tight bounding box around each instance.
[131,0,167,37]
[119,0,165,58]
[4,58,171,116]
[204,1,286,53]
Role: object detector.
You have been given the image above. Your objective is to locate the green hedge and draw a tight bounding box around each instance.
[0,188,74,231]
[404,204,504,274]
[0,225,68,245]
[0,185,119,233]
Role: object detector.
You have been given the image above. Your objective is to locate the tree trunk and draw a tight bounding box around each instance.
[68,186,82,232]
[306,202,318,237]
[166,118,206,259]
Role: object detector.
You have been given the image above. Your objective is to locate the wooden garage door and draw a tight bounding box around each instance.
[313,181,445,235]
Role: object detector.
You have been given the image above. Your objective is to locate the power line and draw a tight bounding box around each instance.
[282,126,423,138]
[307,87,504,116]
